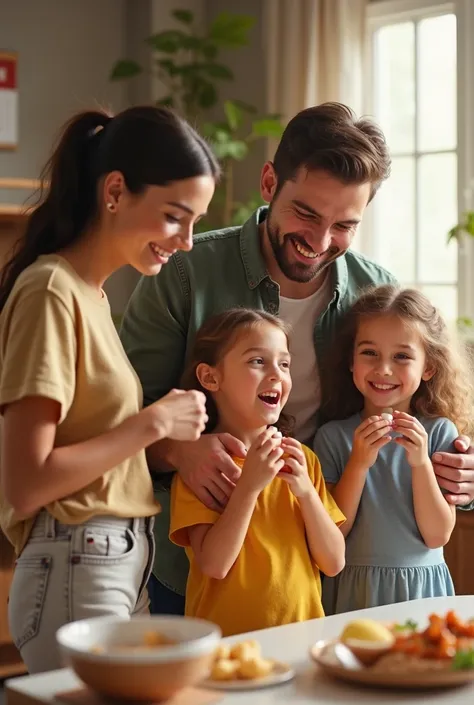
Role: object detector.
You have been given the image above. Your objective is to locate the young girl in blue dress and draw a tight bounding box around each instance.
[314,285,474,614]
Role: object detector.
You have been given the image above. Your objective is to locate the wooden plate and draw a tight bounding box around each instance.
[203,661,294,691]
[310,640,474,690]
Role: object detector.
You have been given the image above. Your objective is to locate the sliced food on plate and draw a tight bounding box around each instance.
[311,610,474,689]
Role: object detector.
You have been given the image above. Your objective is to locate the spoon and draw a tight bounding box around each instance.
[333,643,364,670]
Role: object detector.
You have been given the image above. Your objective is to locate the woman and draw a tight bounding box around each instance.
[0,105,219,673]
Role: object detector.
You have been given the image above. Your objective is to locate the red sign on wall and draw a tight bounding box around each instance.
[0,55,16,90]
[0,51,18,149]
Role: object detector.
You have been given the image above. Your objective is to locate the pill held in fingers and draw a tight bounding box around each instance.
[381,407,393,422]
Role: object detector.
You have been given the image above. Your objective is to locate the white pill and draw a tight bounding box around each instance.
[381,407,393,422]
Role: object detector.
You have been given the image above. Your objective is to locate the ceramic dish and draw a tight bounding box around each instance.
[56,615,221,701]
[204,660,295,690]
[310,640,474,690]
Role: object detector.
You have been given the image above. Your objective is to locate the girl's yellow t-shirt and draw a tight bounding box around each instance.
[170,445,345,636]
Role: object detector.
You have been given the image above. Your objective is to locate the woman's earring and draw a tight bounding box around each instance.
[106,202,115,212]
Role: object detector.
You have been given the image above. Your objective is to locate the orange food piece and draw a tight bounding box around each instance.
[425,614,443,642]
[280,452,292,473]
[446,610,460,630]
[390,611,474,661]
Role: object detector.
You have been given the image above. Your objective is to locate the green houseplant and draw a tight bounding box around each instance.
[110,9,283,229]
[447,212,474,335]
[448,211,474,243]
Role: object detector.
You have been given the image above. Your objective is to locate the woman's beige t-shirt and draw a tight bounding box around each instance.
[0,254,159,554]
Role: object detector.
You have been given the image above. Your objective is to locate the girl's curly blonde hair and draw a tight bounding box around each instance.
[320,285,474,435]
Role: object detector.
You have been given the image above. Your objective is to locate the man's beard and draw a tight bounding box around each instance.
[266,206,340,283]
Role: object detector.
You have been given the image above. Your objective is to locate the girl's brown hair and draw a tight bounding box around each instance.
[320,285,474,435]
[181,308,294,435]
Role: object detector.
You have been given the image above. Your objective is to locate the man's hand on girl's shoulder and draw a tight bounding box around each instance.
[433,436,474,507]
[176,433,245,511]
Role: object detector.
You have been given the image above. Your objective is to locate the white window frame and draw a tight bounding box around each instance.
[364,0,474,324]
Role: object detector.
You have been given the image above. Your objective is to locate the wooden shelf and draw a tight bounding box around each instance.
[0,176,40,225]
[0,205,26,221]
[0,178,41,190]
[0,530,25,678]
[0,642,27,678]
[445,510,474,594]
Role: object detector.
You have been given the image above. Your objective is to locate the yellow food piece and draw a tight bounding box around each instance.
[229,639,261,661]
[238,657,274,680]
[143,631,175,647]
[90,631,176,653]
[214,644,231,660]
[341,619,394,644]
[211,640,274,681]
[211,659,241,681]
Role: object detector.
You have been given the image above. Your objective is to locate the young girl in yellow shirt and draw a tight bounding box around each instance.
[170,308,345,636]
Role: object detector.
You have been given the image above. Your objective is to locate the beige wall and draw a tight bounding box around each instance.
[0,0,129,191]
[125,0,154,106]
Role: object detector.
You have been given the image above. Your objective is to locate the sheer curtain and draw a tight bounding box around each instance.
[264,0,368,126]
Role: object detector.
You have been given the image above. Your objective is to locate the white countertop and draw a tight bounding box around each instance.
[6,595,474,704]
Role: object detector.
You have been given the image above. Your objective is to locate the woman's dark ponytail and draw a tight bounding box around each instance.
[0,105,219,311]
[0,110,111,310]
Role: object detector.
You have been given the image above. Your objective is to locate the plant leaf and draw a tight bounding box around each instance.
[230,141,248,159]
[197,81,218,110]
[202,121,231,139]
[146,30,187,54]
[110,59,142,80]
[208,12,255,47]
[182,79,217,113]
[156,95,174,108]
[448,211,474,242]
[224,100,243,130]
[448,225,460,243]
[172,9,193,24]
[457,316,473,334]
[157,58,179,76]
[200,41,218,60]
[251,118,284,138]
[176,62,232,80]
[466,211,474,236]
[213,139,248,161]
[452,649,474,670]
[392,619,418,632]
[203,63,233,79]
[232,192,264,225]
[180,35,204,51]
[216,129,234,143]
[232,99,258,114]
[194,218,213,234]
[175,63,205,77]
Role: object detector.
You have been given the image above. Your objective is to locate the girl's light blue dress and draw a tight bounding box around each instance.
[314,414,457,615]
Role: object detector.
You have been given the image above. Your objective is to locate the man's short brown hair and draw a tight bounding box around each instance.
[273,102,391,201]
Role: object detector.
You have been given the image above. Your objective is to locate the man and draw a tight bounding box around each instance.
[120,103,474,615]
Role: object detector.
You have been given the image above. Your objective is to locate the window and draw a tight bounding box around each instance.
[365,1,458,324]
